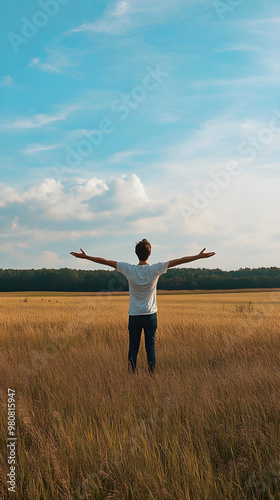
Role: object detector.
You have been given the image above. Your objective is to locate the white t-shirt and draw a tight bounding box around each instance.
[117,261,169,315]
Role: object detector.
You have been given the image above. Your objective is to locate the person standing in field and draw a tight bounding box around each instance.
[70,239,215,374]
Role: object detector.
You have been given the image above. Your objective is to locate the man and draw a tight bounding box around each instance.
[70,239,215,374]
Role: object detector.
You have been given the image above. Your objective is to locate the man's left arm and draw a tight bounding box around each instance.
[70,248,117,269]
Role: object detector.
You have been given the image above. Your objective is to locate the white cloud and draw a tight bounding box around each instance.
[154,113,280,185]
[0,178,62,207]
[1,228,104,243]
[73,177,109,197]
[0,185,22,207]
[126,214,169,234]
[1,105,78,130]
[67,0,211,35]
[216,44,258,53]
[1,167,280,269]
[45,177,109,221]
[2,89,115,132]
[29,57,61,74]
[0,174,154,220]
[108,149,150,164]
[22,143,62,155]
[42,251,61,267]
[192,74,279,90]
[241,16,280,35]
[107,173,150,216]
[193,16,280,90]
[23,178,63,202]
[28,47,80,74]
[114,1,130,17]
[0,75,14,87]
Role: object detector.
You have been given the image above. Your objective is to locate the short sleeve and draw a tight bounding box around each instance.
[116,262,132,279]
[151,261,169,276]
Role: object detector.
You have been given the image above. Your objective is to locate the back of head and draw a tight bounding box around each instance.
[135,238,151,261]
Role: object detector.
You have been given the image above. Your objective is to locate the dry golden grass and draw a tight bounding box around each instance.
[1,291,280,499]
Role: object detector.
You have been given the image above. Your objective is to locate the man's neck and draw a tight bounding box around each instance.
[138,260,149,265]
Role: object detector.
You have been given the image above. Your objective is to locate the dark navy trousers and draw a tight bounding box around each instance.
[128,312,157,373]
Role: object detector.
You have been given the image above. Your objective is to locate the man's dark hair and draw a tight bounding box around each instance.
[135,239,151,261]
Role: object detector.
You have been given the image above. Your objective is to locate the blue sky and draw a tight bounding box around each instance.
[0,0,279,270]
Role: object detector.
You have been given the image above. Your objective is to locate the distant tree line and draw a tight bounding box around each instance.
[0,267,280,292]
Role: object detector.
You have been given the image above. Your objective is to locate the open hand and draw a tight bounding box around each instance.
[198,248,215,258]
[70,248,88,259]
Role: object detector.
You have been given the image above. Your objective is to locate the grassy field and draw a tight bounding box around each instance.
[0,291,280,499]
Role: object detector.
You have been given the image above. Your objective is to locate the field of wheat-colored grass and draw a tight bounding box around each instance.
[1,291,280,499]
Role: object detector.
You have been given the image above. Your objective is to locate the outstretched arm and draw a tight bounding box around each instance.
[70,248,117,269]
[168,248,215,269]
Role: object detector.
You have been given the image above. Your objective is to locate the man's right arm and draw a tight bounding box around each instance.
[70,248,117,268]
[168,248,215,268]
